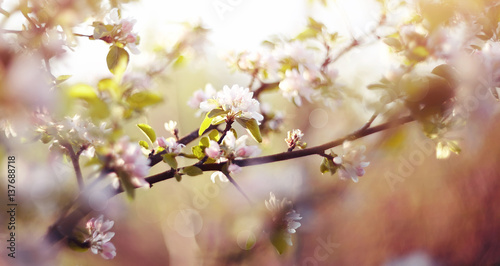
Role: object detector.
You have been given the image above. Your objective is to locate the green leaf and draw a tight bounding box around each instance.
[67,238,89,252]
[137,124,156,143]
[320,157,329,174]
[208,129,220,141]
[192,145,205,160]
[207,108,229,118]
[237,118,262,143]
[162,154,178,169]
[107,45,129,76]
[55,75,71,85]
[67,84,98,101]
[139,140,149,149]
[295,28,318,40]
[199,136,210,148]
[270,229,290,254]
[174,173,182,182]
[199,113,214,136]
[182,166,203,176]
[127,91,163,109]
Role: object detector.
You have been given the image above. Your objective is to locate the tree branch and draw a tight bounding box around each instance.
[43,115,415,246]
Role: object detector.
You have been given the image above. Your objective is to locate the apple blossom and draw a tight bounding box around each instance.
[199,84,264,123]
[188,84,217,114]
[156,137,185,154]
[86,215,116,260]
[279,68,316,106]
[109,136,150,188]
[333,141,370,183]
[265,192,302,246]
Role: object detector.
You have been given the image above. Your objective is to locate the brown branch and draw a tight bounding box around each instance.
[43,115,415,246]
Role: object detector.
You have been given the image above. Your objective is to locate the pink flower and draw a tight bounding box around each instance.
[279,68,316,106]
[86,215,116,259]
[205,140,223,159]
[156,137,184,154]
[110,137,150,188]
[222,131,261,158]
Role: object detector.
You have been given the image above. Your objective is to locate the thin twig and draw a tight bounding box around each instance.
[60,142,84,190]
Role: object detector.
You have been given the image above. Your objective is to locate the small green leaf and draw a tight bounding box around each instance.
[182,166,203,176]
[106,45,129,76]
[207,108,229,118]
[270,229,290,254]
[199,136,210,147]
[139,140,149,149]
[295,28,318,40]
[137,124,156,143]
[192,145,205,159]
[320,157,329,174]
[55,75,71,85]
[67,238,89,252]
[208,129,220,141]
[67,84,98,100]
[127,91,163,109]
[174,173,182,182]
[199,113,214,136]
[237,118,262,143]
[163,154,178,169]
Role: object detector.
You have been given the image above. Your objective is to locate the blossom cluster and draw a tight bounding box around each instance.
[85,215,116,260]
[109,136,151,188]
[93,8,140,54]
[34,113,110,158]
[206,131,260,182]
[199,84,264,123]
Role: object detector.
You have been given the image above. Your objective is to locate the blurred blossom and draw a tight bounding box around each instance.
[86,215,116,260]
[268,111,285,131]
[206,131,260,160]
[109,136,150,188]
[384,251,438,266]
[265,192,302,246]
[177,23,210,57]
[123,72,152,91]
[274,41,317,69]
[199,84,264,123]
[333,141,370,183]
[279,67,316,106]
[0,119,17,138]
[34,113,110,158]
[156,136,185,154]
[188,83,217,115]
[94,8,140,54]
[478,41,500,89]
[164,120,178,135]
[224,49,280,80]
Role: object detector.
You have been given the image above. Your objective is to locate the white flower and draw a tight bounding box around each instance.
[279,68,316,106]
[333,141,370,183]
[265,192,302,246]
[110,137,150,188]
[156,137,184,154]
[86,215,117,260]
[199,84,264,123]
[285,129,306,150]
[164,120,178,135]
